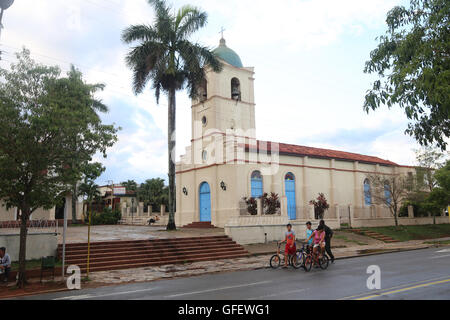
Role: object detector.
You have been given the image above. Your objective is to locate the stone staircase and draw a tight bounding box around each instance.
[183,222,217,229]
[57,235,248,274]
[350,229,400,243]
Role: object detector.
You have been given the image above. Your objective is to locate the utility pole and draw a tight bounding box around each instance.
[0,0,14,61]
[0,0,14,40]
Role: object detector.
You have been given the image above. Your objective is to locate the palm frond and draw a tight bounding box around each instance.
[176,6,207,39]
[121,24,159,44]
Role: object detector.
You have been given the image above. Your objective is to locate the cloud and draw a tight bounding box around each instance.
[4,0,422,184]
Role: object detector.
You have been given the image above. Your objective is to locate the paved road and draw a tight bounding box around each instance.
[17,247,450,300]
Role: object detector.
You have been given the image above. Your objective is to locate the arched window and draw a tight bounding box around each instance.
[364,179,372,206]
[251,170,263,198]
[285,172,295,181]
[384,181,392,205]
[231,77,241,101]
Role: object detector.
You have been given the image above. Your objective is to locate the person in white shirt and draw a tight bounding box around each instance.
[0,247,11,283]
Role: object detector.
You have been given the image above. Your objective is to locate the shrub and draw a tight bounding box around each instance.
[263,192,281,215]
[243,197,258,215]
[309,193,330,219]
[86,207,122,225]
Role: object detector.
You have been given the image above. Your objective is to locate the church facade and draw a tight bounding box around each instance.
[175,38,415,233]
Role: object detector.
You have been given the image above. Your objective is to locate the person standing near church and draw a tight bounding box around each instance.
[319,220,335,263]
[0,247,11,283]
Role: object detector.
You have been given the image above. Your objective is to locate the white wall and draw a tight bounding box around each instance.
[0,233,58,261]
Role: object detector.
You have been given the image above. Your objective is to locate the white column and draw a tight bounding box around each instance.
[309,204,315,220]
[348,205,354,228]
[257,198,263,216]
[280,196,288,217]
[408,205,414,218]
[148,206,152,217]
[335,205,341,226]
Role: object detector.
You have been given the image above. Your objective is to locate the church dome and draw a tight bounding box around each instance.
[213,38,243,68]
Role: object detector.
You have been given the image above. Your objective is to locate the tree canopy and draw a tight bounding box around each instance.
[364,0,450,150]
[0,49,119,286]
[137,178,169,212]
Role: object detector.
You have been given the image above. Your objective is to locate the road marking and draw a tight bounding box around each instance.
[436,249,450,253]
[431,254,450,259]
[54,294,94,300]
[338,275,450,300]
[356,278,450,300]
[165,281,272,298]
[53,288,157,300]
[247,289,306,300]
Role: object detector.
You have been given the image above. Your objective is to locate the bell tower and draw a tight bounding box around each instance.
[191,37,256,143]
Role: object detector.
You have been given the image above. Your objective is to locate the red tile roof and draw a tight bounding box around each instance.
[245,141,399,166]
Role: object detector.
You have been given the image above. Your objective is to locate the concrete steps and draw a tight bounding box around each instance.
[58,235,249,273]
[349,229,400,243]
[183,222,217,229]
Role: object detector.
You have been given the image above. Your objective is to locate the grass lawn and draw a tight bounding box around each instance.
[334,234,368,246]
[424,240,450,245]
[365,224,450,242]
[11,259,62,272]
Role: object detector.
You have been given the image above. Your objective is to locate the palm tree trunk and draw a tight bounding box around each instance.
[167,87,177,231]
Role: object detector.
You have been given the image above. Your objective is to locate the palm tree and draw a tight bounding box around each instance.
[122,0,222,230]
[78,179,101,278]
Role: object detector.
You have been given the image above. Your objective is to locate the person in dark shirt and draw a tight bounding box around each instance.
[319,220,335,263]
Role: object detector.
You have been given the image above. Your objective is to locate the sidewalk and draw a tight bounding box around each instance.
[1,233,448,299]
[81,236,449,287]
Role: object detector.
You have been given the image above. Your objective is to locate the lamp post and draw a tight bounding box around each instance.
[131,198,135,225]
[0,0,14,40]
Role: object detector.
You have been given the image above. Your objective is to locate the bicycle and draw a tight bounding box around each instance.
[270,242,302,269]
[303,244,329,271]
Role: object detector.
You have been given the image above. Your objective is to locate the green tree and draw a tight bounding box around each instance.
[137,178,169,212]
[121,180,138,192]
[0,49,118,287]
[424,160,450,218]
[364,0,450,150]
[414,146,448,191]
[69,69,110,224]
[366,174,413,227]
[77,163,104,279]
[122,0,222,230]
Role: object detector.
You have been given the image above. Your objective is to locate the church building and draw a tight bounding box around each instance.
[175,37,415,239]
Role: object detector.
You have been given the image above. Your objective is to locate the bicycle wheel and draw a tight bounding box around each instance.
[303,254,312,272]
[270,254,281,269]
[319,254,329,270]
[292,250,304,269]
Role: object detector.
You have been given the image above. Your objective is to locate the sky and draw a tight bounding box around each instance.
[1,0,428,185]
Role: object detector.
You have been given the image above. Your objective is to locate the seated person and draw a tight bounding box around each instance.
[278,224,296,268]
[148,215,161,225]
[0,247,11,283]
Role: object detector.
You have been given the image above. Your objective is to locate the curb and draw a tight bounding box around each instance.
[1,287,69,300]
[249,245,434,260]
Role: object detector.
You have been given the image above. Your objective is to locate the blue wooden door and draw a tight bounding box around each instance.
[285,173,297,220]
[199,182,211,222]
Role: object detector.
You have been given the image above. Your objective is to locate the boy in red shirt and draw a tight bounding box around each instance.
[278,224,296,268]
